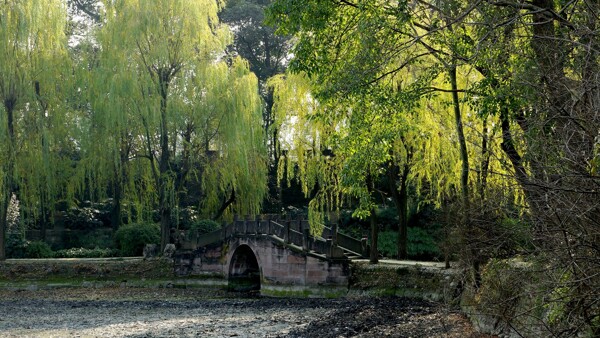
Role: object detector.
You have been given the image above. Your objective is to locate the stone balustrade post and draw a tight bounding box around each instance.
[326,237,333,258]
[244,215,252,234]
[284,214,291,244]
[304,227,311,252]
[265,217,272,235]
[361,237,368,257]
[332,221,338,247]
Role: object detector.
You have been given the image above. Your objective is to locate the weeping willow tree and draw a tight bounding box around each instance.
[69,12,157,229]
[92,0,266,250]
[189,59,268,221]
[266,1,462,263]
[266,0,522,263]
[0,1,69,259]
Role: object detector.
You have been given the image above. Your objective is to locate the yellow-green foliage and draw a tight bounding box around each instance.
[0,0,71,225]
[114,223,160,257]
[75,0,266,223]
[266,0,525,240]
[268,64,521,235]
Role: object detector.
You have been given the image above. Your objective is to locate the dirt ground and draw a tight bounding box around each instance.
[0,287,492,338]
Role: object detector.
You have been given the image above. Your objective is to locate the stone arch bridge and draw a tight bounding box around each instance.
[173,215,368,297]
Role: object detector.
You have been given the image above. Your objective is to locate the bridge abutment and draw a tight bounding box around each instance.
[174,215,362,297]
[175,236,350,297]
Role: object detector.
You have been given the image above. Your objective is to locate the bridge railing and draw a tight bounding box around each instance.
[180,214,367,258]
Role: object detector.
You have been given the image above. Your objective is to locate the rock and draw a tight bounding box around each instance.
[143,244,158,260]
[163,244,176,258]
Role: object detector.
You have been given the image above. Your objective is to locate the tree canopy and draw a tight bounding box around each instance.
[0,0,268,256]
[268,0,599,334]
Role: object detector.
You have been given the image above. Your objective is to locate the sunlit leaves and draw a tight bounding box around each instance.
[87,0,267,224]
[0,0,70,230]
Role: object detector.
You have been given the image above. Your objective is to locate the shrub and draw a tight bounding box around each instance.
[114,223,160,256]
[76,229,114,249]
[498,217,533,254]
[25,241,54,258]
[377,228,441,260]
[54,247,120,258]
[6,233,28,258]
[407,227,441,260]
[190,219,221,235]
[170,206,199,230]
[64,206,103,230]
[376,207,399,231]
[377,231,398,258]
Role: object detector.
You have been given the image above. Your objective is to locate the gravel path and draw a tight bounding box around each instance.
[0,288,490,337]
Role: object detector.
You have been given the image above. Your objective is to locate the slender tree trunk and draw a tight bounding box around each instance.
[449,65,470,212]
[366,174,378,264]
[397,164,409,259]
[0,194,8,260]
[449,64,478,284]
[478,117,490,202]
[35,81,49,241]
[175,123,193,201]
[369,205,379,264]
[1,100,17,260]
[443,197,451,269]
[111,164,124,231]
[158,72,172,252]
[212,188,236,221]
[389,162,410,259]
[40,195,47,242]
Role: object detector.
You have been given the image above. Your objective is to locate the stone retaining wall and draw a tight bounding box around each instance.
[1,258,456,301]
[348,261,458,302]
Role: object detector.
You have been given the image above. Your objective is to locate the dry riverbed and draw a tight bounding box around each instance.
[0,287,489,338]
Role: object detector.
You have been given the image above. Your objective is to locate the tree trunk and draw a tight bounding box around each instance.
[35,81,50,241]
[39,195,47,242]
[111,178,122,231]
[369,204,379,264]
[1,100,17,260]
[366,174,378,264]
[478,117,490,202]
[212,188,236,221]
[158,72,172,252]
[388,162,409,259]
[449,65,470,212]
[0,194,8,260]
[397,164,409,260]
[449,64,478,284]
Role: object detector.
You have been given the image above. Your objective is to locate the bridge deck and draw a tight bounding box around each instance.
[180,215,368,260]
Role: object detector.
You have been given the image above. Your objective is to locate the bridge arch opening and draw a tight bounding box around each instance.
[228,244,261,292]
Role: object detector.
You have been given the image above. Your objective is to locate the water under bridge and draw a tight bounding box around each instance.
[173,215,369,296]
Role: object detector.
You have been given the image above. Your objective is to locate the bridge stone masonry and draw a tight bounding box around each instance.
[173,215,369,297]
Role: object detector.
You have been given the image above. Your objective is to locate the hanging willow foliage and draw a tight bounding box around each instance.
[268,59,521,236]
[75,0,267,234]
[0,0,70,255]
[197,58,267,219]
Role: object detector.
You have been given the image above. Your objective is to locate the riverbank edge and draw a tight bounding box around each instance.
[0,257,458,301]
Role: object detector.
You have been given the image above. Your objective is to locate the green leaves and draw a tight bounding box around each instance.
[0,0,70,232]
[62,0,268,229]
